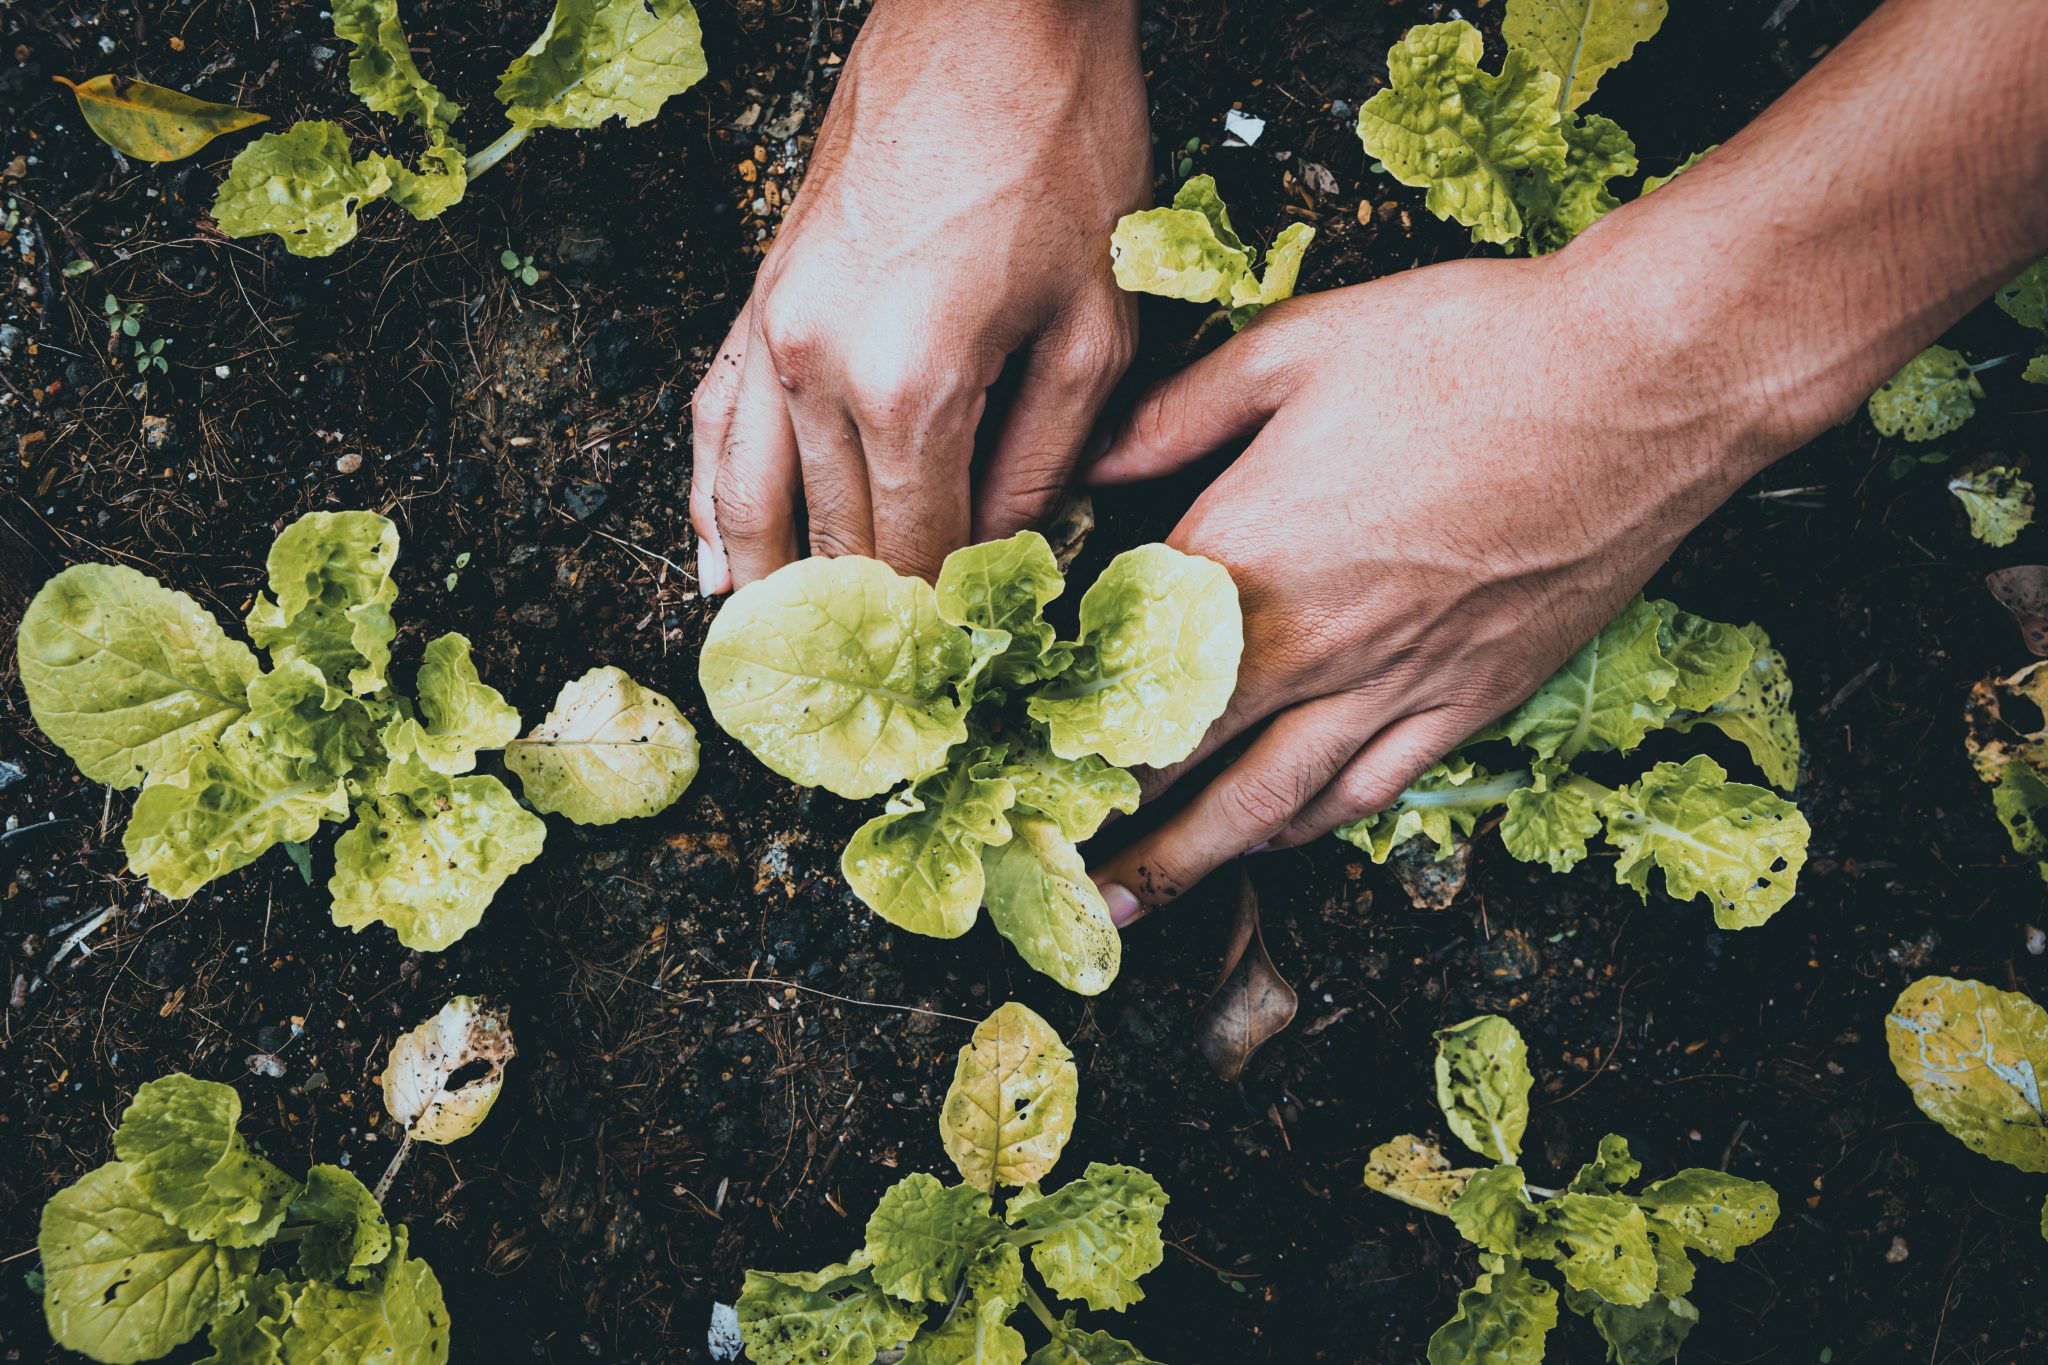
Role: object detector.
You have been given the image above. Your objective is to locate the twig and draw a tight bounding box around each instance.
[48,905,121,971]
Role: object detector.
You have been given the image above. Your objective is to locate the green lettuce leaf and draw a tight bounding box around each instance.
[502,664,698,823]
[385,142,468,221]
[1425,1254,1557,1365]
[124,726,350,900]
[113,1075,300,1248]
[1632,1170,1780,1261]
[1649,600,1753,713]
[198,1269,296,1365]
[1334,757,1515,863]
[700,554,971,800]
[1886,975,2048,1173]
[382,634,522,777]
[214,123,398,258]
[1523,1193,1655,1307]
[1992,759,2048,880]
[1435,1015,1532,1162]
[1356,22,1566,246]
[1670,623,1800,791]
[980,813,1122,996]
[1226,222,1316,329]
[1949,466,2035,547]
[1567,1135,1642,1194]
[290,1164,393,1283]
[246,510,400,695]
[1597,755,1810,928]
[1564,1285,1698,1365]
[244,659,382,781]
[842,756,1016,939]
[1448,1165,1539,1255]
[1027,544,1242,770]
[1006,1163,1166,1312]
[1499,759,1601,873]
[1867,345,1983,441]
[863,1174,1006,1304]
[1516,112,1636,254]
[736,1255,925,1365]
[995,730,1139,843]
[900,1242,1028,1365]
[328,764,547,951]
[39,1161,258,1365]
[1496,596,1676,761]
[1997,259,2048,331]
[334,0,460,136]
[1364,1135,1476,1216]
[940,1002,1078,1191]
[936,531,1066,692]
[278,1226,449,1365]
[1025,1319,1161,1365]
[497,0,709,130]
[1644,1218,1696,1297]
[1639,146,1714,195]
[17,562,260,788]
[1503,0,1668,112]
[1109,176,1253,305]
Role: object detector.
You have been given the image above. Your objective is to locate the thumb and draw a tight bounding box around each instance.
[1082,322,1292,485]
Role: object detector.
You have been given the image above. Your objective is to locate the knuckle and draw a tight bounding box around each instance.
[713,481,772,545]
[1219,767,1310,836]
[754,301,824,381]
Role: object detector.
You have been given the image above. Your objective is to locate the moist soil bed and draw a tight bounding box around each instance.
[4,0,2046,1360]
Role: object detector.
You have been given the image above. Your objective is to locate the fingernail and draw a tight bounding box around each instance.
[1098,879,1142,927]
[1245,841,1271,855]
[696,535,730,595]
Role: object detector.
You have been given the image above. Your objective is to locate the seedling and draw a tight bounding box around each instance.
[16,510,699,951]
[1111,174,1314,330]
[1339,596,1811,929]
[211,0,707,257]
[37,1074,450,1364]
[1365,1014,1780,1363]
[736,1002,1173,1364]
[700,532,1243,994]
[500,250,540,286]
[103,292,143,338]
[135,335,169,374]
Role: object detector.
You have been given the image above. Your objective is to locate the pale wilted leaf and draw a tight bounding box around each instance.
[378,996,515,1144]
[1364,1135,1475,1215]
[940,1002,1078,1191]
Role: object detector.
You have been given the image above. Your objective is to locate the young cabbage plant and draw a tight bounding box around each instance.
[15,510,699,951]
[211,0,707,256]
[1947,465,2036,547]
[38,1074,449,1365]
[735,1002,1172,1365]
[1887,976,2048,1243]
[1963,660,2048,881]
[1337,596,1811,929]
[1354,0,1668,253]
[699,532,1243,995]
[1110,174,1315,329]
[1365,1014,1780,1364]
[1995,257,2048,385]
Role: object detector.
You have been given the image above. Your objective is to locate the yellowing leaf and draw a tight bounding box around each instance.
[39,1162,257,1365]
[16,562,260,788]
[378,995,517,1145]
[503,665,698,823]
[941,1002,1078,1191]
[699,554,971,800]
[1524,1193,1655,1306]
[736,1256,925,1365]
[996,731,1138,844]
[1887,975,2048,1172]
[1355,22,1566,246]
[1949,465,2036,548]
[861,1174,1004,1304]
[289,1164,393,1283]
[1226,221,1315,329]
[1502,0,1668,113]
[334,0,460,137]
[279,1227,449,1365]
[497,0,709,130]
[1335,757,1513,864]
[1497,596,1676,761]
[1364,1136,1476,1216]
[1670,623,1800,792]
[1109,176,1253,305]
[1867,345,1983,442]
[1633,1169,1779,1261]
[980,815,1122,996]
[1515,111,1636,254]
[54,74,267,162]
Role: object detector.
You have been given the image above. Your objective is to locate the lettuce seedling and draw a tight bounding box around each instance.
[1111,174,1315,329]
[1887,975,2048,1242]
[1996,257,2048,385]
[700,532,1243,994]
[1355,0,1668,253]
[736,1002,1172,1364]
[15,510,699,951]
[210,0,707,256]
[1338,596,1810,928]
[39,1074,449,1365]
[1948,465,2036,546]
[1365,1014,1780,1363]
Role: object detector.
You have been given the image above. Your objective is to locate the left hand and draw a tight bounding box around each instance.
[1079,246,1819,924]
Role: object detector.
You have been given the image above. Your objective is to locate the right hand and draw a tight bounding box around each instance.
[689,0,1151,593]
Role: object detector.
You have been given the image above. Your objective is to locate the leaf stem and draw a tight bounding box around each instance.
[1969,352,2019,374]
[1023,1284,1062,1334]
[372,1131,413,1202]
[464,126,531,179]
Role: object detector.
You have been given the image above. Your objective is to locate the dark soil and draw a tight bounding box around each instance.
[4,0,2046,1361]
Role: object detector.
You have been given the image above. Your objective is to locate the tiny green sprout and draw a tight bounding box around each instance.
[134,337,169,374]
[64,257,97,277]
[500,249,539,286]
[104,294,145,338]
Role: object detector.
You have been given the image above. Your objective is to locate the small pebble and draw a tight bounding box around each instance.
[2027,924,2045,955]
[336,452,362,475]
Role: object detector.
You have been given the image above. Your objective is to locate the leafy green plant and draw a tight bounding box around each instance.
[1887,976,2048,1241]
[699,532,1243,995]
[1948,465,2035,546]
[37,1073,449,1364]
[1867,344,1990,442]
[15,509,699,951]
[500,249,541,286]
[1110,174,1315,329]
[1337,596,1810,929]
[1365,1013,1780,1363]
[103,292,144,338]
[1995,257,2048,384]
[736,1002,1171,1364]
[210,0,707,257]
[134,336,170,374]
[1354,0,1676,253]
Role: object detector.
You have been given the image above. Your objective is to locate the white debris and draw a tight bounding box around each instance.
[1223,110,1266,146]
[708,1303,744,1360]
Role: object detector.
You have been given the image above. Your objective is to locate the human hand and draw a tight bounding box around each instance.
[1079,245,1839,923]
[689,0,1149,594]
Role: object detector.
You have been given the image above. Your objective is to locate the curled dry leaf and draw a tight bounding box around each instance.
[1041,491,1096,573]
[1195,869,1298,1082]
[378,996,515,1144]
[1988,566,2048,658]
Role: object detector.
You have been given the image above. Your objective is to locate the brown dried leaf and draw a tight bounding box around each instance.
[1989,566,2048,657]
[1042,492,1095,573]
[1195,869,1297,1082]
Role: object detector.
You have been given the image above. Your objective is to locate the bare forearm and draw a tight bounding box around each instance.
[1579,0,2048,478]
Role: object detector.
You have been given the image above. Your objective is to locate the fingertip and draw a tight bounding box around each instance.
[1096,877,1143,928]
[695,535,732,596]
